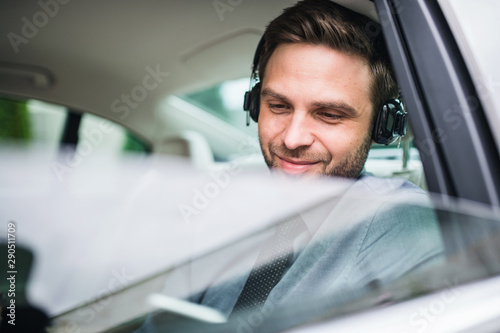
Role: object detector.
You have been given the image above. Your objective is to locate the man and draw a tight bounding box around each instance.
[202,0,442,316]
[138,1,444,331]
[252,0,400,180]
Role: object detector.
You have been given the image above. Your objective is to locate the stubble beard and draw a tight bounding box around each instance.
[260,132,372,179]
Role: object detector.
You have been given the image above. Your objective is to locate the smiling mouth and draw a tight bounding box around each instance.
[277,156,319,175]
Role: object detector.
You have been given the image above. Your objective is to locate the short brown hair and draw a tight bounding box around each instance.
[259,0,399,117]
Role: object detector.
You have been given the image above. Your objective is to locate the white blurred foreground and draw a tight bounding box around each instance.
[0,145,352,316]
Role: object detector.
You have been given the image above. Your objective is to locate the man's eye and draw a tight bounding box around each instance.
[268,103,289,112]
[318,112,342,122]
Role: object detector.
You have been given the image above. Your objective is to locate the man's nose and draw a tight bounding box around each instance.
[282,112,315,150]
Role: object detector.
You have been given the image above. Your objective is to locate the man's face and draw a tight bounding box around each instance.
[258,43,374,178]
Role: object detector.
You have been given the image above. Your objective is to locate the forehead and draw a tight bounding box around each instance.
[262,43,372,111]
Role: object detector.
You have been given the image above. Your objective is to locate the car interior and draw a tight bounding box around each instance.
[1,0,500,332]
[0,0,425,186]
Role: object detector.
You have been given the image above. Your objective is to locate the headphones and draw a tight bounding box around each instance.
[243,37,408,146]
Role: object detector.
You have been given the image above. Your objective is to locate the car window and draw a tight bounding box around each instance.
[0,96,149,158]
[33,171,497,332]
[438,0,500,152]
[367,139,427,190]
[180,78,258,138]
[78,113,149,156]
[0,97,66,151]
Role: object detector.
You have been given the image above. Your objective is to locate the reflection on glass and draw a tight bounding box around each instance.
[13,150,496,332]
[132,191,500,332]
[130,177,453,332]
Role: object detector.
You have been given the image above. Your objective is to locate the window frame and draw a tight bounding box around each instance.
[373,0,500,206]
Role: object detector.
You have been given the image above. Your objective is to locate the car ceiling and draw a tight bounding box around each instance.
[0,0,376,143]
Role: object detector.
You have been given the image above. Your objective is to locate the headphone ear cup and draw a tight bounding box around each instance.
[372,99,407,145]
[372,103,392,145]
[249,82,261,123]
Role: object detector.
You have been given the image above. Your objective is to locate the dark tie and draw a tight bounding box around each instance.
[231,215,306,314]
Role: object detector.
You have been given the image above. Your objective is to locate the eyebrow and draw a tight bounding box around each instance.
[261,88,292,105]
[261,87,359,117]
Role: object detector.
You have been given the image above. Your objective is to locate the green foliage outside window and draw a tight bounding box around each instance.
[0,98,32,143]
[122,132,149,153]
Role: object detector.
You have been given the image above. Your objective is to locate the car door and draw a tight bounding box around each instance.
[373,0,500,206]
